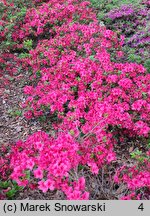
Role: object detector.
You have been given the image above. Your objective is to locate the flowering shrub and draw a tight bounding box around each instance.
[0,0,150,199]
[99,1,150,71]
[0,144,23,200]
[114,147,150,200]
[20,1,150,137]
[90,0,141,20]
[9,131,89,199]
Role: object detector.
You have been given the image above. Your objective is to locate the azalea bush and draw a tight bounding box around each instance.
[115,146,150,200]
[95,0,150,72]
[0,0,150,199]
[89,0,141,20]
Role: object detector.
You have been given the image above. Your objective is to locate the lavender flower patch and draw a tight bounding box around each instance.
[100,1,150,72]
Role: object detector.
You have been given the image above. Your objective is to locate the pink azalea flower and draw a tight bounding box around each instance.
[33,168,43,179]
[26,159,35,170]
[106,152,116,163]
[45,179,55,191]
[38,181,48,193]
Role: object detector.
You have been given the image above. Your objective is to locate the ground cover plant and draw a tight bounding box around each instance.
[90,0,150,72]
[0,0,150,200]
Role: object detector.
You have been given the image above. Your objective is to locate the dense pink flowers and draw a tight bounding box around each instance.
[9,131,88,198]
[132,100,147,111]
[1,0,150,200]
[115,161,150,199]
[23,86,34,95]
[118,78,132,89]
[34,168,43,179]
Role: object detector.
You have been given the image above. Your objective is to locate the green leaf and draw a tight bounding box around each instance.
[80,118,86,124]
[6,189,17,198]
[36,71,41,78]
[18,53,31,59]
[25,170,30,180]
[76,76,81,81]
[15,110,22,116]
[77,150,82,155]
[78,164,84,171]
[0,181,10,189]
[23,39,33,50]
[38,115,46,122]
[89,55,95,61]
[102,136,107,142]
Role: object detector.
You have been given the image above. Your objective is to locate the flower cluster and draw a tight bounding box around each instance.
[114,152,150,200]
[9,131,90,199]
[107,4,135,20]
[103,1,150,69]
[0,0,150,199]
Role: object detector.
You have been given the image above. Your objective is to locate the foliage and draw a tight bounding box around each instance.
[0,180,23,199]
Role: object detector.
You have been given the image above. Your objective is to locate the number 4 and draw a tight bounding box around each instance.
[138,203,144,211]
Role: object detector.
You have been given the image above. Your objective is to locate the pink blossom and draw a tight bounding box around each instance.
[23,86,33,95]
[38,181,48,193]
[88,162,99,174]
[117,51,124,58]
[106,152,116,163]
[45,179,55,191]
[33,168,43,179]
[24,111,33,119]
[118,78,132,89]
[35,142,44,151]
[26,159,35,170]
[132,100,147,111]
